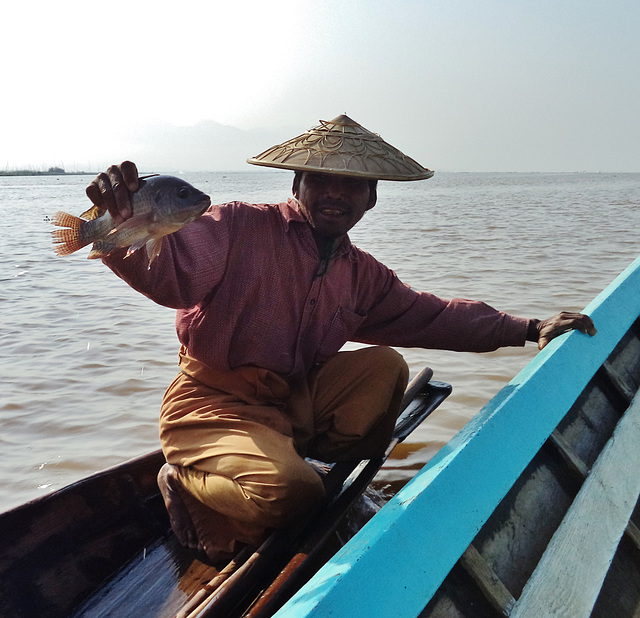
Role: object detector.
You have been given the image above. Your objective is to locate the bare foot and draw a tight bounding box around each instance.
[157,463,201,551]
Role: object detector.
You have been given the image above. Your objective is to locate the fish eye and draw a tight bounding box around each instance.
[177,187,190,199]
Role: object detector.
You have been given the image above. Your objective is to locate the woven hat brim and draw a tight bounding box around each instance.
[247,115,434,181]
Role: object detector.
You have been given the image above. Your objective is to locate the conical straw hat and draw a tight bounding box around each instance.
[247,114,433,181]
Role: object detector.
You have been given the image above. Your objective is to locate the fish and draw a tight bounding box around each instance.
[51,175,211,266]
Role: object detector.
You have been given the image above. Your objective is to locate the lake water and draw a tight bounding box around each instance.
[1,170,639,513]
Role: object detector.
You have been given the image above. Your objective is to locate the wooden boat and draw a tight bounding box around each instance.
[0,368,451,618]
[277,255,640,617]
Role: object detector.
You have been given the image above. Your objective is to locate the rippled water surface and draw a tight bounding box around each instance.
[1,171,639,512]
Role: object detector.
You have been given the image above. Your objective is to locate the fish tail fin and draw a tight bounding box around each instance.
[51,211,93,256]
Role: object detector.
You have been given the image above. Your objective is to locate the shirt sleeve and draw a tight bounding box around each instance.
[101,205,231,309]
[352,264,529,352]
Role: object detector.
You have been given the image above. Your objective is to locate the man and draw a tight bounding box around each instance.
[87,115,596,562]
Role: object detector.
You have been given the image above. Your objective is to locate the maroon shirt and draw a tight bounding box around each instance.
[103,199,529,380]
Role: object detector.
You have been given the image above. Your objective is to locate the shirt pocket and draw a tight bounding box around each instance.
[316,307,367,363]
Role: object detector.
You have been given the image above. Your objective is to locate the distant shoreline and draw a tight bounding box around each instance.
[0,169,94,177]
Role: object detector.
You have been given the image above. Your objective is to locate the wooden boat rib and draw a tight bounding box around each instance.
[276,254,640,618]
[0,367,451,617]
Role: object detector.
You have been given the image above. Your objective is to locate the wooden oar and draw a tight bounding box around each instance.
[177,546,254,618]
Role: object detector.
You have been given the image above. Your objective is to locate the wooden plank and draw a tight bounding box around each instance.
[274,255,640,618]
[602,359,635,403]
[549,429,589,479]
[511,393,640,618]
[550,428,640,553]
[458,544,515,617]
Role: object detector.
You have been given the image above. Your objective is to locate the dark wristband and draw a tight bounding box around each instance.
[526,319,541,342]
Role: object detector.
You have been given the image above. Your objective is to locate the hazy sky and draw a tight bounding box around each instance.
[2,0,639,172]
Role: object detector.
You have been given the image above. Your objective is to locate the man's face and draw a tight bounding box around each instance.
[293,172,377,239]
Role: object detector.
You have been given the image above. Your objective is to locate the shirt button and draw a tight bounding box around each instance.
[309,298,316,305]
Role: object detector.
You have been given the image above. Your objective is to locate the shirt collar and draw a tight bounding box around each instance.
[280,198,355,259]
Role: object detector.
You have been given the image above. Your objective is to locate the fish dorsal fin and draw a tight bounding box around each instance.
[79,204,106,221]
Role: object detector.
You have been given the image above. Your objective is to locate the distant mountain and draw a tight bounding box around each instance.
[120,120,297,173]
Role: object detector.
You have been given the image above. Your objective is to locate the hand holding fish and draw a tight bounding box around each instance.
[51,162,211,266]
[85,161,140,224]
[528,312,597,350]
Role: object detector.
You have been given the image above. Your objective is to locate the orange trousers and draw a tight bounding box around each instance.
[159,345,409,561]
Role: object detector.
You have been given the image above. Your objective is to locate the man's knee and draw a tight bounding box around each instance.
[364,346,409,382]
